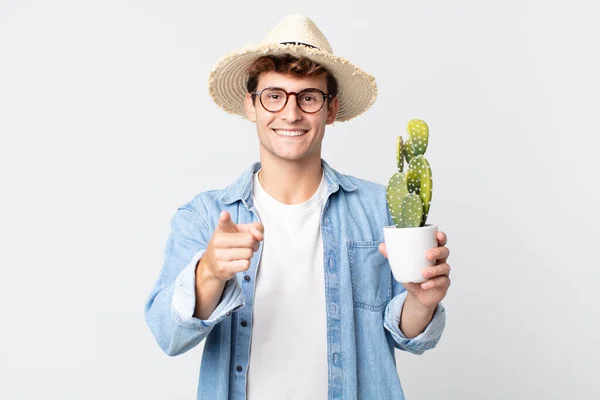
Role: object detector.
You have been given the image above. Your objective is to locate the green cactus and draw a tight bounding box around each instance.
[396,136,404,173]
[386,119,433,228]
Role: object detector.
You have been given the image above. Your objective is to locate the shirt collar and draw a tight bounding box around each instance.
[220,158,357,209]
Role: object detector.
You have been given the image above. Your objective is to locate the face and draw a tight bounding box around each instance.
[245,71,339,164]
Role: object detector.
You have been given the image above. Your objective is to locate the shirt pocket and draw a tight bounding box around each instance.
[347,241,392,312]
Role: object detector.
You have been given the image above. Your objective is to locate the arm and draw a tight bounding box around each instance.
[383,280,446,355]
[380,194,450,352]
[381,231,451,354]
[193,256,227,320]
[144,207,244,356]
[192,210,263,320]
[400,292,436,338]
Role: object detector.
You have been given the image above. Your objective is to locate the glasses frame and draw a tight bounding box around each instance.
[251,87,333,114]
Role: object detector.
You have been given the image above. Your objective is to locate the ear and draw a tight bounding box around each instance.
[326,97,339,125]
[245,93,257,123]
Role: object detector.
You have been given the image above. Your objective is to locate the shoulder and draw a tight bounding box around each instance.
[330,171,393,232]
[333,171,390,216]
[173,186,230,231]
[339,172,387,199]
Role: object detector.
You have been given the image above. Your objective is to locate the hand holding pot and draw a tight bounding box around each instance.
[379,230,451,309]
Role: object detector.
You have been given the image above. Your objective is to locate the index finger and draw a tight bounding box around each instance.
[217,211,239,233]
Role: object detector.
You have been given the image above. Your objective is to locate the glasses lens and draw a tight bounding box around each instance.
[297,89,324,113]
[260,89,287,112]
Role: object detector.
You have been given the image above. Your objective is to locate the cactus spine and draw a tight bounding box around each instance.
[386,119,433,228]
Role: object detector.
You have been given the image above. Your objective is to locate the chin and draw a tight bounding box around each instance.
[269,151,305,161]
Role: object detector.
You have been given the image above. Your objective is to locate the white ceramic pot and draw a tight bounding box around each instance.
[383,224,438,283]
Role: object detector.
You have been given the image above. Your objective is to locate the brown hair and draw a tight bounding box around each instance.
[246,54,338,104]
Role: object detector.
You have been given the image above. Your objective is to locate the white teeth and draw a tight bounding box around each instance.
[274,130,307,137]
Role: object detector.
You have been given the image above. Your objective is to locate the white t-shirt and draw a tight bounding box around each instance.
[246,170,329,400]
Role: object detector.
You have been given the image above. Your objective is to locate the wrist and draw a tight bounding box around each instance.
[406,292,437,316]
[195,257,219,286]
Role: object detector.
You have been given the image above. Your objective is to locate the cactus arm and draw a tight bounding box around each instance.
[401,194,424,228]
[386,172,409,228]
[407,119,429,157]
[404,137,414,165]
[396,136,404,173]
[407,167,420,194]
[409,155,433,225]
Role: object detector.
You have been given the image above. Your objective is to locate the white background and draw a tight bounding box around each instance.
[1,0,598,399]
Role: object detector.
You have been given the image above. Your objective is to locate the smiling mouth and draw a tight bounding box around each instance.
[273,129,308,137]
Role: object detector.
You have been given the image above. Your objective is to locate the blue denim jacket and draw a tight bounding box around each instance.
[145,159,446,400]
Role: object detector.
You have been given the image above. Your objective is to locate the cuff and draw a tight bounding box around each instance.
[171,249,245,329]
[383,291,446,354]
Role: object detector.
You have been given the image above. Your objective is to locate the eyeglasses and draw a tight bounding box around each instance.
[251,87,333,114]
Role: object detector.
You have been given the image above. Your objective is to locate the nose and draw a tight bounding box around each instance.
[280,93,302,122]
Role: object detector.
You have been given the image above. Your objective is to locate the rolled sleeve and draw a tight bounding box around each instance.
[171,249,245,330]
[383,291,446,354]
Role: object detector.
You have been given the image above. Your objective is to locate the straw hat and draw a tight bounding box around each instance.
[208,14,378,122]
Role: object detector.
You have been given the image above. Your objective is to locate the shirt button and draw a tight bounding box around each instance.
[226,311,231,317]
[241,320,248,327]
[236,365,243,372]
[244,275,251,282]
[333,353,341,365]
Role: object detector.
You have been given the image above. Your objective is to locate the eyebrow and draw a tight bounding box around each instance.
[261,86,322,92]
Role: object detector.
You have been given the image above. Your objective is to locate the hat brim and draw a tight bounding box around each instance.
[208,43,377,122]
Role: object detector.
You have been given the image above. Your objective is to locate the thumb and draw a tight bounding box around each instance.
[217,211,238,233]
[378,242,388,259]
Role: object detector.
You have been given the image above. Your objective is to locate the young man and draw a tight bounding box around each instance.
[145,15,451,400]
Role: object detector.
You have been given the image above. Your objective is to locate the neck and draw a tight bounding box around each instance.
[257,154,323,205]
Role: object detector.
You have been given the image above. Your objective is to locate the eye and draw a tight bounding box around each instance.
[262,89,286,102]
[300,94,318,102]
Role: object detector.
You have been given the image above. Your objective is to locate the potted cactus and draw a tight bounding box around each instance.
[383,119,438,283]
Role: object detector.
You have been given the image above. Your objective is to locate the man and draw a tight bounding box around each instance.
[145,14,451,400]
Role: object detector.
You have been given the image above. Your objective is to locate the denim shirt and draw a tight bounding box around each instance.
[145,159,446,400]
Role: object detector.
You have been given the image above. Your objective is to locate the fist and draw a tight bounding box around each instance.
[198,211,264,282]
